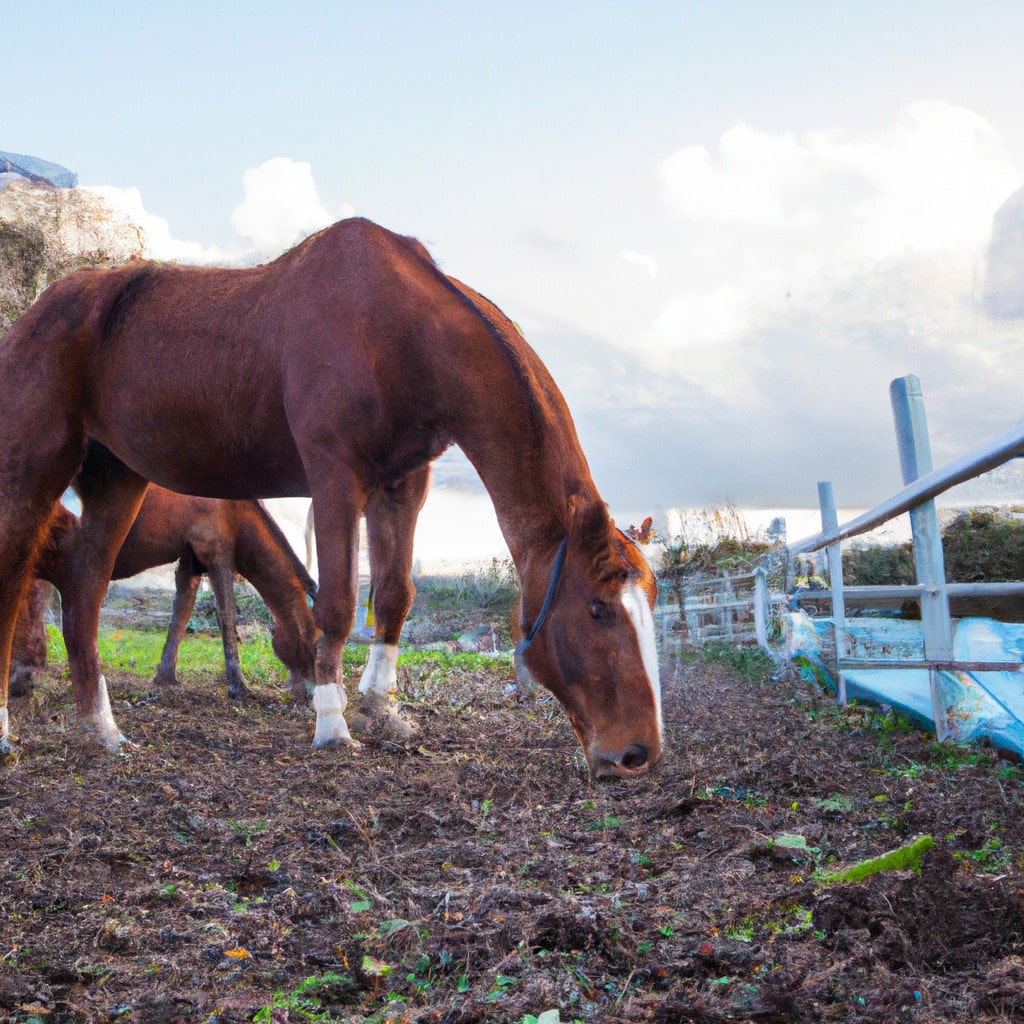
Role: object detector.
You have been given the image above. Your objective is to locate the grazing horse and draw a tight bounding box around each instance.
[13,480,317,701]
[0,217,662,777]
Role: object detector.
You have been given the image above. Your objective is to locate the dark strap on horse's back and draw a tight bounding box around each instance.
[516,537,569,656]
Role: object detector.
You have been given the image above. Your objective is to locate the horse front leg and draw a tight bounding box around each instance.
[351,466,432,742]
[59,447,149,751]
[10,580,53,698]
[153,556,202,688]
[0,568,38,756]
[206,560,249,702]
[0,552,45,756]
[307,474,365,750]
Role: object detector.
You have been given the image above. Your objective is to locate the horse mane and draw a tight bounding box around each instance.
[387,232,551,447]
[251,501,318,598]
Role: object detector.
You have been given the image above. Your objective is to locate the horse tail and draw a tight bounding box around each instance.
[251,501,318,599]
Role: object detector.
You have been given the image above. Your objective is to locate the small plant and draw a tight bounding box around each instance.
[253,971,353,1022]
[485,973,518,1002]
[955,836,1015,873]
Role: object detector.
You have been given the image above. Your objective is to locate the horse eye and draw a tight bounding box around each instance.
[590,599,615,625]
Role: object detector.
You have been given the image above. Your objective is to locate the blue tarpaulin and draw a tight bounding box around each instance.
[780,611,1024,756]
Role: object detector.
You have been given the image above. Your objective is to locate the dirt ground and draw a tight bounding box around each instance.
[3,601,1024,1024]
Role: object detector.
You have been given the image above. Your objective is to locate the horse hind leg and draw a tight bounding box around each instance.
[0,448,86,755]
[351,466,432,742]
[58,444,149,750]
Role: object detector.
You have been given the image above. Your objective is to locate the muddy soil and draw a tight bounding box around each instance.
[3,604,1024,1023]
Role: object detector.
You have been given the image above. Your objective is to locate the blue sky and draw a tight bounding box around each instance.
[5,1,1024,558]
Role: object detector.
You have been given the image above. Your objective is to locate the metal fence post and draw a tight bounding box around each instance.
[818,481,848,704]
[890,374,953,740]
[753,567,769,651]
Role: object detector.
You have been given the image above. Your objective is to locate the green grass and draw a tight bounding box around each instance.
[44,624,508,687]
[680,642,775,684]
[46,624,372,685]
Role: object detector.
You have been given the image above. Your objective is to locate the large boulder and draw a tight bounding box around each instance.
[0,178,144,331]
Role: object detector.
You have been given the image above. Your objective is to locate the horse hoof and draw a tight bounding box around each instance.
[228,685,251,704]
[287,675,314,702]
[86,730,132,754]
[152,670,179,687]
[310,734,361,752]
[349,702,417,743]
[8,669,37,698]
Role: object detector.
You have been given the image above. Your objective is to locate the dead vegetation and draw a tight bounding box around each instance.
[3,601,1024,1023]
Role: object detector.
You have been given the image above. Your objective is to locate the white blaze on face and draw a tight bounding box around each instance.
[620,583,663,732]
[357,643,400,698]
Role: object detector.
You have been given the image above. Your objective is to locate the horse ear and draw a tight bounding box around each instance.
[570,497,624,581]
[570,496,610,551]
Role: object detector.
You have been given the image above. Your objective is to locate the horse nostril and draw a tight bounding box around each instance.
[620,743,649,771]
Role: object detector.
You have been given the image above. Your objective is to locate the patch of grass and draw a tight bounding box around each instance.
[843,542,915,586]
[725,903,816,943]
[398,648,513,672]
[45,624,370,685]
[955,836,1014,874]
[681,642,774,684]
[816,835,935,883]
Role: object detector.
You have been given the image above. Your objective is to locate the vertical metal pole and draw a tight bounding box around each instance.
[818,481,848,704]
[890,374,952,740]
[753,567,769,651]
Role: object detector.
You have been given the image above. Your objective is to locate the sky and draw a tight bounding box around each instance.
[5,1,1024,565]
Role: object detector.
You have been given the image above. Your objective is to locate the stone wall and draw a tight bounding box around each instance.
[0,180,144,331]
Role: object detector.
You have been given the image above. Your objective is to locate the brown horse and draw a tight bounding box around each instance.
[0,217,661,777]
[15,480,317,701]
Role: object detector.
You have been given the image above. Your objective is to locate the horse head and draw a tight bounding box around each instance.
[516,499,662,778]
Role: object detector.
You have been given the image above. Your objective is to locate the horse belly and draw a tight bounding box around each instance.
[87,329,310,498]
[90,394,309,500]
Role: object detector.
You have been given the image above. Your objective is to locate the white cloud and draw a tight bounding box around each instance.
[660,102,1019,260]
[645,102,1023,399]
[620,248,658,278]
[88,158,354,265]
[85,185,229,264]
[230,157,337,254]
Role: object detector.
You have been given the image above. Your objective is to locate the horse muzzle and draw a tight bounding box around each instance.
[588,739,659,779]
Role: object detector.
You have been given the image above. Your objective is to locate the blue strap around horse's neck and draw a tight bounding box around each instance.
[516,537,569,655]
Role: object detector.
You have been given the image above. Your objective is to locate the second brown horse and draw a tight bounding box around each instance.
[18,482,317,701]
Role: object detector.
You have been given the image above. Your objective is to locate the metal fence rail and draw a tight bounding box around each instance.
[780,374,1024,742]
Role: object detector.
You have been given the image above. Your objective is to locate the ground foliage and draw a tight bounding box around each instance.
[4,603,1024,1023]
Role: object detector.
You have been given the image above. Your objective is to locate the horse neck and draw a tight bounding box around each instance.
[234,506,313,625]
[438,293,598,592]
[452,430,599,619]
